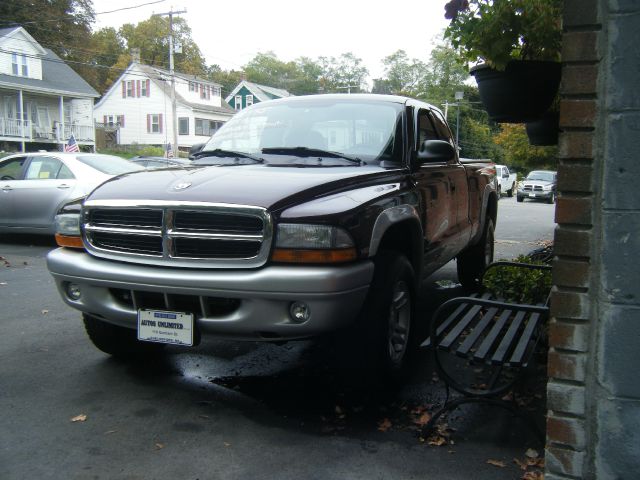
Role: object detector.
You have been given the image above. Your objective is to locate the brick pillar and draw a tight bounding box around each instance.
[545,1,599,478]
[548,1,640,479]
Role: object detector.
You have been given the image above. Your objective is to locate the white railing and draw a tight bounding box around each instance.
[63,124,94,142]
[0,118,30,138]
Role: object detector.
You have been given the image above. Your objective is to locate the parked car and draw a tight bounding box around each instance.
[517,170,557,203]
[495,164,517,197]
[0,152,143,234]
[130,156,192,169]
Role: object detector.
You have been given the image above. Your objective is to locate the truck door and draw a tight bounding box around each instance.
[431,109,471,253]
[413,108,460,276]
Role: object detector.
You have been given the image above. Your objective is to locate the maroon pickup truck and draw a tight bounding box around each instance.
[47,94,497,378]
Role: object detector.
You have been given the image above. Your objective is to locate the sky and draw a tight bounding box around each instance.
[92,0,452,82]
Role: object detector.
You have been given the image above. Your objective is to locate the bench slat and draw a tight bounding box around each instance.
[440,304,484,350]
[456,307,499,356]
[473,308,513,362]
[491,310,527,364]
[421,293,485,348]
[508,312,542,366]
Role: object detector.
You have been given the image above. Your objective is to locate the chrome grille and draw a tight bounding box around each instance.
[83,201,272,268]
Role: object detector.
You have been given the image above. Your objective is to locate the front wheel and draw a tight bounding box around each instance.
[517,196,524,203]
[547,192,555,204]
[83,313,165,358]
[457,218,495,291]
[507,183,515,197]
[340,251,416,383]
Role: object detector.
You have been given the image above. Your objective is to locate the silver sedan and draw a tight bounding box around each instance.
[0,152,143,234]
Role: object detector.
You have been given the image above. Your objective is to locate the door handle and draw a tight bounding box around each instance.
[2,185,12,191]
[57,184,71,189]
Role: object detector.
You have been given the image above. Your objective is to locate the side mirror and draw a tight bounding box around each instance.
[189,143,205,159]
[417,140,456,163]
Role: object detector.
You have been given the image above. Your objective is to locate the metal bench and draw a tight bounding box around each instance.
[420,261,552,439]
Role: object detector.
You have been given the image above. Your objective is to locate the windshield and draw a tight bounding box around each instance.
[76,155,145,175]
[526,171,555,182]
[202,98,404,165]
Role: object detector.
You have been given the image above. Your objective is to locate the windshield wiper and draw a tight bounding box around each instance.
[193,148,264,163]
[261,147,363,165]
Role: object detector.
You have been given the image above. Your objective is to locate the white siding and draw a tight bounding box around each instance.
[176,80,223,108]
[95,65,231,148]
[0,33,43,80]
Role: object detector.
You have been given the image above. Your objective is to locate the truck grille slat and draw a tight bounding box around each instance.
[83,203,271,268]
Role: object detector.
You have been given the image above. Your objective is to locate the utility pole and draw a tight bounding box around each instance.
[336,85,358,94]
[155,8,186,156]
[454,91,464,148]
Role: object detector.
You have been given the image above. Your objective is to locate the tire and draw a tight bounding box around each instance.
[83,313,165,358]
[497,185,502,197]
[339,251,416,383]
[547,192,555,204]
[456,218,495,291]
[517,196,524,203]
[507,182,515,197]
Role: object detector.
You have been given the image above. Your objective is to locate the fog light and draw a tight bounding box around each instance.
[289,302,310,323]
[67,283,82,300]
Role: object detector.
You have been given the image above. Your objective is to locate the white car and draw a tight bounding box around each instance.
[495,164,517,197]
[0,152,143,234]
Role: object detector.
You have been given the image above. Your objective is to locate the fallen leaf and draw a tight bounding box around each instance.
[154,443,165,450]
[41,310,49,315]
[70,414,87,422]
[427,435,447,446]
[487,459,506,468]
[525,448,539,458]
[0,282,7,286]
[104,430,117,435]
[224,442,231,447]
[514,458,528,471]
[377,418,392,432]
[522,471,544,480]
[335,405,344,415]
[413,411,432,426]
[199,414,210,419]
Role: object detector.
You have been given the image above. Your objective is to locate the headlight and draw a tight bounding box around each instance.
[54,198,85,249]
[542,184,553,191]
[272,224,356,263]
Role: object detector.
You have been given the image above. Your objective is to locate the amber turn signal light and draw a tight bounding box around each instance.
[272,248,357,264]
[55,234,84,249]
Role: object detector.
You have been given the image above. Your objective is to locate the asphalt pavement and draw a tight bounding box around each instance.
[0,195,554,480]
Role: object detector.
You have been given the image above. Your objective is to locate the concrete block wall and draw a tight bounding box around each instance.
[548,0,640,478]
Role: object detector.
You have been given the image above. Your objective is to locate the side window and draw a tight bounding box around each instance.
[57,163,75,180]
[0,156,27,180]
[431,109,454,143]
[25,156,63,180]
[416,109,438,149]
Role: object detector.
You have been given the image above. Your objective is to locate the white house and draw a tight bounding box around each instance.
[94,63,234,151]
[0,26,99,151]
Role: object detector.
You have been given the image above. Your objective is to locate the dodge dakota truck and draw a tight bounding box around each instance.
[47,94,497,378]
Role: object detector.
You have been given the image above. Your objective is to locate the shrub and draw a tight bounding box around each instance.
[482,255,552,304]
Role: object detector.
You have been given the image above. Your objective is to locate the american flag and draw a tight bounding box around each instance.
[166,142,174,158]
[64,134,80,153]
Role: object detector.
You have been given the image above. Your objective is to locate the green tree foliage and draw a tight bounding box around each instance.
[420,42,469,107]
[88,27,125,94]
[318,53,369,93]
[493,123,557,171]
[376,50,427,96]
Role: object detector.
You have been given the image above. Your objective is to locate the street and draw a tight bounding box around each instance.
[0,196,554,480]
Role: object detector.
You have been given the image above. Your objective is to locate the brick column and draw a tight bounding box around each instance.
[545,1,600,478]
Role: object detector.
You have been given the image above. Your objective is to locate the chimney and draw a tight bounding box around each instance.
[131,48,141,64]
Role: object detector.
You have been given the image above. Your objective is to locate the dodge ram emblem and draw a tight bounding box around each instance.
[174,182,192,190]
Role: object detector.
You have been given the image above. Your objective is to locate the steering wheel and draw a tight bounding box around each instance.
[1,175,14,180]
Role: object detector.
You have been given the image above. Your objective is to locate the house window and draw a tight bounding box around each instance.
[235,96,242,111]
[126,80,135,97]
[11,53,27,76]
[147,114,162,134]
[178,117,189,135]
[195,118,223,136]
[200,84,206,99]
[213,86,221,97]
[246,95,254,107]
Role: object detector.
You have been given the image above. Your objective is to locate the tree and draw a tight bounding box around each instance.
[88,27,125,94]
[493,123,557,171]
[420,42,469,106]
[318,53,369,93]
[117,16,207,76]
[377,50,428,96]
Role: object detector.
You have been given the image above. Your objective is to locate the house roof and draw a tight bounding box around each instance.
[136,64,234,115]
[0,26,98,97]
[225,80,293,103]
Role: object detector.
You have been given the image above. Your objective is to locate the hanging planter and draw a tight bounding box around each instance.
[470,61,561,123]
[525,110,560,146]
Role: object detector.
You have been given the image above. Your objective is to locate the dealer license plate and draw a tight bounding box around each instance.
[137,309,194,346]
[529,193,537,198]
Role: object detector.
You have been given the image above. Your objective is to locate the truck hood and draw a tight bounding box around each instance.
[87,164,392,210]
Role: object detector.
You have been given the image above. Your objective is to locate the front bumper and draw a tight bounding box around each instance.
[47,248,374,341]
[517,189,554,200]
